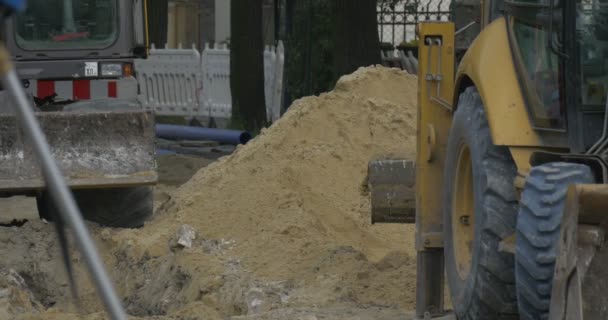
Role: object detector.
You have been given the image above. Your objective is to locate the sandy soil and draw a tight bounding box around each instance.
[0,66,420,319]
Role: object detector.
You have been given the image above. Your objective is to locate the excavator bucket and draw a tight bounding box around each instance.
[549,184,608,319]
[0,111,157,193]
[368,159,416,224]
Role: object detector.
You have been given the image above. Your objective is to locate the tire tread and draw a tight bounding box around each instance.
[447,87,519,319]
[515,162,594,319]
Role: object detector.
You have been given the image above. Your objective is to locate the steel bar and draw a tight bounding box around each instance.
[0,45,126,320]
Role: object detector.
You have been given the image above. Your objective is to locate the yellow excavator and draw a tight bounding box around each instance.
[369,0,608,319]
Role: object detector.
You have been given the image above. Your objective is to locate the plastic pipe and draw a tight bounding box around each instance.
[155,124,252,145]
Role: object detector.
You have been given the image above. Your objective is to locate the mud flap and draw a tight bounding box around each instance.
[0,111,156,192]
[368,159,416,224]
[549,184,608,320]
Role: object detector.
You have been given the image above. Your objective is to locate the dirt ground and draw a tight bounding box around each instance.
[0,66,420,319]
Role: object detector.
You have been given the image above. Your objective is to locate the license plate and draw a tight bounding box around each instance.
[84,62,98,77]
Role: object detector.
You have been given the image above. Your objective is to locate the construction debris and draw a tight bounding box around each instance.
[175,225,197,249]
[0,66,419,319]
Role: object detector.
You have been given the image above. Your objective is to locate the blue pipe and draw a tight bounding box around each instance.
[155,149,176,155]
[155,124,252,145]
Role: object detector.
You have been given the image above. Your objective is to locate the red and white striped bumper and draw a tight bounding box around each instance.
[27,77,138,101]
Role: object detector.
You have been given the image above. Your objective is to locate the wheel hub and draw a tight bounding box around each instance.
[452,143,475,280]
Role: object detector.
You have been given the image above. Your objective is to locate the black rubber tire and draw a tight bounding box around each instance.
[443,87,519,319]
[515,162,594,320]
[37,186,153,228]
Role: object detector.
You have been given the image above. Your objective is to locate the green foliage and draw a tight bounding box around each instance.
[284,0,334,104]
[284,0,381,105]
[398,38,418,47]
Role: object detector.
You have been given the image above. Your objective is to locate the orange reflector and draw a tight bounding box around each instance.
[123,63,134,77]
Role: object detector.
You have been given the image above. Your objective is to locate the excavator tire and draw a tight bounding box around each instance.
[37,187,153,228]
[443,87,519,319]
[515,162,594,320]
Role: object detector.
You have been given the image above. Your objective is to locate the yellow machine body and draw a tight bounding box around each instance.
[413,13,608,320]
[415,22,454,252]
[416,17,557,253]
[455,18,542,147]
[415,17,545,251]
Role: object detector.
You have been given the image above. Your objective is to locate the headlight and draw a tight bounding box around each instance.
[100,63,123,77]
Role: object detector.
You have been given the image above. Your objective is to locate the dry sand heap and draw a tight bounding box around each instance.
[0,66,419,319]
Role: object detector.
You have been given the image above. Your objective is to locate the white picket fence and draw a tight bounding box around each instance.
[135,45,204,117]
[201,43,232,119]
[136,42,285,124]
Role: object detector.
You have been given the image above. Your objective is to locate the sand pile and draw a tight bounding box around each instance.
[134,65,419,315]
[2,66,420,319]
[167,65,418,262]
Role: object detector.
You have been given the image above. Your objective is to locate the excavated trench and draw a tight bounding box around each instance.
[0,66,420,320]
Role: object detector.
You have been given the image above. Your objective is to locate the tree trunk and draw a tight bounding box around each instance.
[284,0,333,103]
[147,0,168,48]
[332,0,381,81]
[230,0,267,132]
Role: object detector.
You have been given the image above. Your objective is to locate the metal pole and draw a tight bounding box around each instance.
[0,45,127,320]
[63,0,77,33]
[274,0,280,44]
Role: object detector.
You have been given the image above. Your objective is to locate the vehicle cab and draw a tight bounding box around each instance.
[3,0,148,103]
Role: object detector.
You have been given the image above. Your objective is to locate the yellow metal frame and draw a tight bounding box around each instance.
[455,17,541,148]
[415,18,548,251]
[415,10,608,319]
[144,0,150,53]
[415,22,455,251]
[452,143,475,279]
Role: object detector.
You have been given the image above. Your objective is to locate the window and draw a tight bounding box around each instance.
[15,0,118,50]
[578,0,608,110]
[509,1,566,129]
